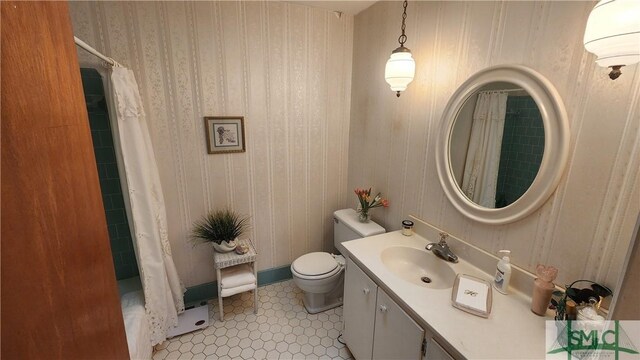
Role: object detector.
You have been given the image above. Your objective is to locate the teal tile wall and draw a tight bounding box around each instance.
[496,96,545,208]
[81,68,139,280]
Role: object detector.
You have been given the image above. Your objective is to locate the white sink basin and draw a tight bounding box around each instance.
[380,246,457,289]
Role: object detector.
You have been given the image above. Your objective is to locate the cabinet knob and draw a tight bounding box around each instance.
[379,305,387,313]
[363,288,370,295]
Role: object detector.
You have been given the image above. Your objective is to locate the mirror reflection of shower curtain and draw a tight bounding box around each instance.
[108,67,185,346]
[461,91,508,208]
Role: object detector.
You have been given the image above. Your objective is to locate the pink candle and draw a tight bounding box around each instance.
[531,264,558,316]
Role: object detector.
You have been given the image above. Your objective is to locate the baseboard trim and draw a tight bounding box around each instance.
[257,265,293,286]
[183,264,293,306]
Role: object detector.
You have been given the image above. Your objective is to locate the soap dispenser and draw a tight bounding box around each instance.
[493,250,512,294]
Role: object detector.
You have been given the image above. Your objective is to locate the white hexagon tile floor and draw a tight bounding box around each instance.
[153,280,353,360]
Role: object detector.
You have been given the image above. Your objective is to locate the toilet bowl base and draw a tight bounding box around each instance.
[299,275,344,314]
[302,294,342,314]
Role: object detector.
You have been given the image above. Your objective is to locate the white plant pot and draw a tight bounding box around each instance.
[212,238,237,253]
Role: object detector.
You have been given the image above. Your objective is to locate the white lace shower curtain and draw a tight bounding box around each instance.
[109,67,185,346]
[461,91,508,208]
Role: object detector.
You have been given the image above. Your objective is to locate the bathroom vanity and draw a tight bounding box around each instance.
[341,65,566,359]
[342,221,551,359]
[343,255,454,360]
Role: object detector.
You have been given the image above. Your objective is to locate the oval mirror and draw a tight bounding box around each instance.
[436,65,569,224]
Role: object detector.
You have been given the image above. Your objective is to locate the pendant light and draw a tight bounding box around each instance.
[385,0,415,97]
[583,0,640,80]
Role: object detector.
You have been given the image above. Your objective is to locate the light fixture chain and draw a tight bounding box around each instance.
[398,0,408,46]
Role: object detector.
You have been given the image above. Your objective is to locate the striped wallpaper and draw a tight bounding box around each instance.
[70,1,354,287]
[349,1,640,290]
[70,1,639,294]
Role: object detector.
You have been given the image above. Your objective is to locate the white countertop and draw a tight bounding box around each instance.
[342,230,551,360]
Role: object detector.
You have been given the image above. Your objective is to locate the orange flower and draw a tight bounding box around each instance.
[355,186,389,212]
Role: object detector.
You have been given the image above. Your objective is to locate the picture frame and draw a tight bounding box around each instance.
[204,116,245,154]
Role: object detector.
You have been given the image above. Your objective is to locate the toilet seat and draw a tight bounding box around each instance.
[291,252,343,280]
[290,208,385,314]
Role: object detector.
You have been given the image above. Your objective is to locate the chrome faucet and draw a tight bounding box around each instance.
[425,232,458,263]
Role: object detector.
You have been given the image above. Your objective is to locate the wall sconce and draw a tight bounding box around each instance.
[385,0,415,97]
[584,0,640,80]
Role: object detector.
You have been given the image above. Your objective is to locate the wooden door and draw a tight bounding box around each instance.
[373,288,425,360]
[1,1,130,359]
[343,258,378,359]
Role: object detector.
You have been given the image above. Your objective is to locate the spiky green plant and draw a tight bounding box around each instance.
[192,209,250,245]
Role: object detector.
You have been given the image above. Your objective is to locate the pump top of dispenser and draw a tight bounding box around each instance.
[498,250,510,261]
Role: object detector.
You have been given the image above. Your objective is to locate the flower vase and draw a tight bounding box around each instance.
[212,238,237,253]
[358,209,370,223]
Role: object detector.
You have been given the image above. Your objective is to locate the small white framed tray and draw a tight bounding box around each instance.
[451,273,492,318]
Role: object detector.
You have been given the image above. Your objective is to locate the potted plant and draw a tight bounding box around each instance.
[551,280,613,320]
[192,209,250,253]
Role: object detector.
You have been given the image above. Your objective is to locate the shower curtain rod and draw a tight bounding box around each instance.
[479,88,525,93]
[74,36,120,67]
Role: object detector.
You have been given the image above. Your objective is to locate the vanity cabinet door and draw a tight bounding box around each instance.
[424,338,455,360]
[373,288,425,360]
[343,258,378,360]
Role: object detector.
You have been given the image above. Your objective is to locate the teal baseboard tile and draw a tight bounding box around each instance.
[183,264,293,306]
[257,265,292,286]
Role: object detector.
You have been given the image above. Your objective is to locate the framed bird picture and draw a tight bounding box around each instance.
[204,116,245,154]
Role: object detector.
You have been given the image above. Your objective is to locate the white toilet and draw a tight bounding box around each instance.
[291,208,385,314]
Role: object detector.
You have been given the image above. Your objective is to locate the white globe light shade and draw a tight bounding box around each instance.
[385,51,416,93]
[584,0,640,68]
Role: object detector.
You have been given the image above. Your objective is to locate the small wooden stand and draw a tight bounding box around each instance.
[212,239,258,321]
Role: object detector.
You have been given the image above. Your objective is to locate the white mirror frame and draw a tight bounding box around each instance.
[436,65,570,225]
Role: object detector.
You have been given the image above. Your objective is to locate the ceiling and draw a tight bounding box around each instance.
[287,1,377,15]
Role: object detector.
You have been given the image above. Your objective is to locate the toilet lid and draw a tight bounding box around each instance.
[292,252,338,277]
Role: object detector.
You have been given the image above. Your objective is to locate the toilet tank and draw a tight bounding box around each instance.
[333,209,385,255]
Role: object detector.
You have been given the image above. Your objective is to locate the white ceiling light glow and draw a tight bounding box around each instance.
[385,0,415,97]
[584,0,640,80]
